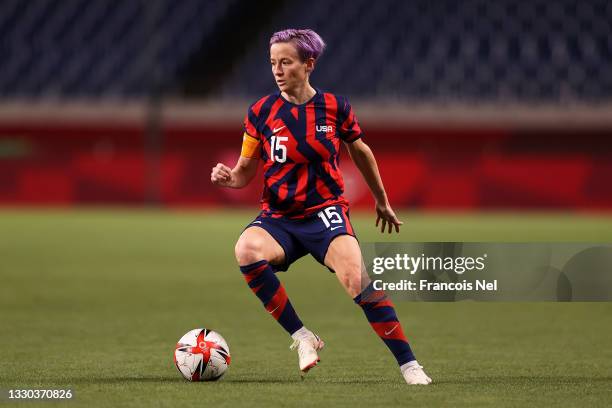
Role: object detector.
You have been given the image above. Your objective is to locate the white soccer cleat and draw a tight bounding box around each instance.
[289,330,324,373]
[401,363,432,385]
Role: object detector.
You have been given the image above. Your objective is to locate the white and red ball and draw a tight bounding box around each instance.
[174,328,231,381]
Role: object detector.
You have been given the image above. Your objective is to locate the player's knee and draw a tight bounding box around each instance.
[234,237,266,265]
[336,260,364,296]
[340,259,362,276]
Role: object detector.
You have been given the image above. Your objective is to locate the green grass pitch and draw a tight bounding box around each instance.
[1,209,611,407]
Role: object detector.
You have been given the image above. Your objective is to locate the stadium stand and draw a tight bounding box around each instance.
[0,1,610,209]
[220,0,612,103]
[0,0,237,97]
[1,0,611,103]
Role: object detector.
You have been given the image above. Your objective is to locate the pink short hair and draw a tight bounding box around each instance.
[269,29,326,61]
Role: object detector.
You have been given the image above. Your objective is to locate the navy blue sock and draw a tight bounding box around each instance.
[240,260,303,335]
[354,282,416,365]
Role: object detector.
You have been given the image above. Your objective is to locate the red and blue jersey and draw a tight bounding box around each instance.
[243,89,362,219]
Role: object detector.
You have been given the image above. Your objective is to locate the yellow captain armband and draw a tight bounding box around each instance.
[240,132,261,158]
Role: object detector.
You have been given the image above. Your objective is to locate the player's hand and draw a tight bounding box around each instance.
[375,202,403,234]
[211,163,234,187]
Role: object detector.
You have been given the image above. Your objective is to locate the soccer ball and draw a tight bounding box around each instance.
[174,328,231,381]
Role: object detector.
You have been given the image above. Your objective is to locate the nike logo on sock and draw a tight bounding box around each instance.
[384,324,399,336]
[268,305,280,314]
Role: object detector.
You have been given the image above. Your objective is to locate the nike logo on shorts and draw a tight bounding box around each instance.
[273,126,286,134]
[252,221,262,224]
[330,226,343,231]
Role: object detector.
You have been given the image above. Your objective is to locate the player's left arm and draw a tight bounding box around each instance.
[344,139,403,233]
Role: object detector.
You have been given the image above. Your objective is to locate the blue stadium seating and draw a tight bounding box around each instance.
[0,0,236,97]
[220,0,612,103]
[1,0,611,103]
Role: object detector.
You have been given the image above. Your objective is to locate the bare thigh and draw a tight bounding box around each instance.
[324,235,370,298]
[234,226,286,266]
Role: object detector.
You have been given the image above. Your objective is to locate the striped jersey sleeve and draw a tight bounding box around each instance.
[243,105,260,140]
[243,95,271,140]
[337,97,363,143]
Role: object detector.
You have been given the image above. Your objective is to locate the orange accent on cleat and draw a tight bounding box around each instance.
[290,331,324,374]
[301,357,320,373]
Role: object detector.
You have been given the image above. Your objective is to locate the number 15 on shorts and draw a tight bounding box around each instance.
[317,206,343,229]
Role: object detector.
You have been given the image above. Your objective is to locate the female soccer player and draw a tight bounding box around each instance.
[211,29,431,385]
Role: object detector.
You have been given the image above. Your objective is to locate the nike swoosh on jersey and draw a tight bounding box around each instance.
[384,324,399,336]
[272,126,286,134]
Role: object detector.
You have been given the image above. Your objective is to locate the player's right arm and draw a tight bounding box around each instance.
[212,101,266,189]
[211,131,261,189]
[210,156,259,189]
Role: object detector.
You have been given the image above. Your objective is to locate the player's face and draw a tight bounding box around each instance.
[270,42,312,93]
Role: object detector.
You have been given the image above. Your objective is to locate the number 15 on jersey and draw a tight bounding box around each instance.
[270,136,288,163]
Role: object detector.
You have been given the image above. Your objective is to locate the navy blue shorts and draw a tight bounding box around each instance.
[244,205,357,272]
